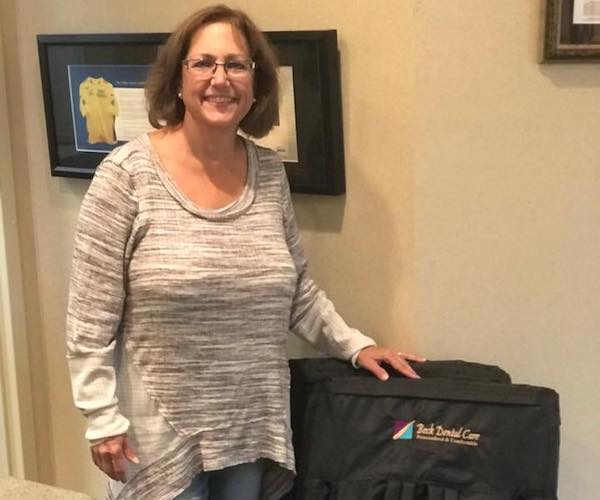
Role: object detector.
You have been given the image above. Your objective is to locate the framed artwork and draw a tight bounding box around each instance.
[37,33,167,177]
[544,0,600,61]
[37,30,345,194]
[263,30,345,194]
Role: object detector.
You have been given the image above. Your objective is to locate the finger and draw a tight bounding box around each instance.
[362,359,390,381]
[123,439,140,465]
[108,441,127,482]
[91,448,99,467]
[387,355,420,379]
[111,454,127,482]
[99,450,117,481]
[99,440,126,481]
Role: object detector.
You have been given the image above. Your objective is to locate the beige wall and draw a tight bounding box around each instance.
[1,0,598,497]
[0,15,38,480]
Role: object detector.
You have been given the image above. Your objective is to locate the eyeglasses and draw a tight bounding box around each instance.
[182,57,255,80]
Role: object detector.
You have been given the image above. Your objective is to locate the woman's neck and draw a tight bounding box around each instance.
[178,117,240,168]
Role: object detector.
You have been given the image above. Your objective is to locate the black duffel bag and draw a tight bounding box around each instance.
[287,359,559,500]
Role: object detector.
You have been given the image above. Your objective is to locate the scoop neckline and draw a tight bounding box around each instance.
[142,133,257,220]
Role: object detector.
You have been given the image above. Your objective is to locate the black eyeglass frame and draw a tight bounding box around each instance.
[182,57,256,78]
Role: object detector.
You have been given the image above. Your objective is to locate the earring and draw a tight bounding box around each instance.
[177,91,183,99]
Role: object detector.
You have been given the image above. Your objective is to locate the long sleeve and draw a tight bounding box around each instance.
[66,158,138,442]
[280,171,376,361]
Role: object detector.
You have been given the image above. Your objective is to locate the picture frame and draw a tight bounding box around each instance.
[543,0,600,61]
[264,31,345,195]
[37,33,168,178]
[37,30,345,194]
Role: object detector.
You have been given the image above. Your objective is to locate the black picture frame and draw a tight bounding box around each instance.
[265,31,345,194]
[543,0,600,61]
[37,33,168,178]
[37,30,345,194]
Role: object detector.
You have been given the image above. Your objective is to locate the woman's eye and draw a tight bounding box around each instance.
[226,61,247,71]
[193,59,215,69]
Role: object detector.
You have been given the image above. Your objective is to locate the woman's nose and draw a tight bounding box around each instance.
[210,64,229,85]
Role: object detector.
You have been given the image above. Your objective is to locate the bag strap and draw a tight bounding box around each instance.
[397,482,461,500]
[400,482,415,500]
[443,488,459,500]
[428,486,444,500]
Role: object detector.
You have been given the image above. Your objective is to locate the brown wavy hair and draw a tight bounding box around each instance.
[145,4,279,138]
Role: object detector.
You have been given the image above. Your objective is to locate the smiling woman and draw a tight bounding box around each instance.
[145,6,279,137]
[178,22,256,137]
[65,4,424,500]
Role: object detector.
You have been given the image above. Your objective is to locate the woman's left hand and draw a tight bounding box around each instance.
[357,346,426,381]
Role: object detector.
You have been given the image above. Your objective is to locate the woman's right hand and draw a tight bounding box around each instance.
[90,434,140,482]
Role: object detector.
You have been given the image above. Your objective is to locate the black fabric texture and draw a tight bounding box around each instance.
[289,358,512,385]
[285,358,559,500]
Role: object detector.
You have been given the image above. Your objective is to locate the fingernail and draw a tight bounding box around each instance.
[382,373,389,381]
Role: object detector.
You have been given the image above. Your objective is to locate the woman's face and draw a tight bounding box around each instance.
[180,22,255,133]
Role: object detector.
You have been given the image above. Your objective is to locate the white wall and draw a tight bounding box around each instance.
[1,0,598,498]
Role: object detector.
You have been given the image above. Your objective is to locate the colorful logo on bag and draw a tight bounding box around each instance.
[393,420,415,440]
[393,418,481,447]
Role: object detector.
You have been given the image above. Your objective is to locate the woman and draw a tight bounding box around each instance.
[66,5,424,500]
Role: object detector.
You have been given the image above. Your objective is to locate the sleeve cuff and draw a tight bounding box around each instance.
[349,342,377,368]
[67,351,129,443]
[84,406,130,442]
[351,350,361,368]
[85,408,129,444]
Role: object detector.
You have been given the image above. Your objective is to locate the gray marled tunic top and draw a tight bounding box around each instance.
[66,135,375,500]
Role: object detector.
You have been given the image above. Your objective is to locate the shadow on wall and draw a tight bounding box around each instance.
[539,63,600,89]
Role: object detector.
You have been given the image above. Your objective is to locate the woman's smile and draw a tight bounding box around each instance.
[203,95,238,105]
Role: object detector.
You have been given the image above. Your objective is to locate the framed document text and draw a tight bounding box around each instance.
[544,0,600,61]
[38,30,345,194]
